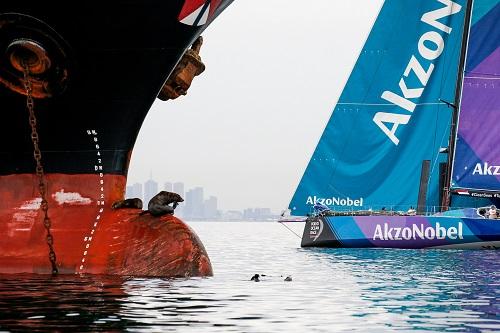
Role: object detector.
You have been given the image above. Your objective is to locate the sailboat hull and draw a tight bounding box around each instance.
[302,215,500,249]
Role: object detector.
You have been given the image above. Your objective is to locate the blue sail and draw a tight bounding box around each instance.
[290,0,466,216]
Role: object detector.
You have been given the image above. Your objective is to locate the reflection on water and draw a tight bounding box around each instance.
[0,222,498,332]
[306,249,500,332]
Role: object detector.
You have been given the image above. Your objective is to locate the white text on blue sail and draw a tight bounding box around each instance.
[306,196,363,207]
[472,162,500,176]
[373,0,462,145]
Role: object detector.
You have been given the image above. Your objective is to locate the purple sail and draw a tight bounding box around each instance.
[451,3,500,192]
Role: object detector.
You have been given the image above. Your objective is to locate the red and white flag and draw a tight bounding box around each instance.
[178,0,222,26]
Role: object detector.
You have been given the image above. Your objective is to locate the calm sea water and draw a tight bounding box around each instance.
[0,221,499,332]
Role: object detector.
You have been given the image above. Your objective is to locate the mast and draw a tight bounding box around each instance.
[441,0,474,211]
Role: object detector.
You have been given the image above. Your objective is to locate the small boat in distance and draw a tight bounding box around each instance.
[288,0,500,249]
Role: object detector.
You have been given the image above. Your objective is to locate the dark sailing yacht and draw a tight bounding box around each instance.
[0,0,233,275]
[289,0,500,249]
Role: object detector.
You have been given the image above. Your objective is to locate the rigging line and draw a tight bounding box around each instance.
[442,0,474,210]
[464,76,500,80]
[431,1,463,183]
[278,221,302,239]
[336,102,447,106]
[431,105,439,177]
[427,115,453,197]
[429,85,453,188]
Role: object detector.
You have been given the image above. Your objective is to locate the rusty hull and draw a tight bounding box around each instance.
[0,174,212,277]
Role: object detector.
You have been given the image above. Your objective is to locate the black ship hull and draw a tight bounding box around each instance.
[0,0,233,276]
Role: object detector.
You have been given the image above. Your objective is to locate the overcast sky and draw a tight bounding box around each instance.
[127,0,384,212]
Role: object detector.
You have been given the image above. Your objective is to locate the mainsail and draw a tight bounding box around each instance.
[450,1,500,196]
[289,0,467,216]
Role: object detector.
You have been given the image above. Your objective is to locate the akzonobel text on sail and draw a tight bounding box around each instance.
[472,163,500,176]
[373,0,463,145]
[306,196,363,207]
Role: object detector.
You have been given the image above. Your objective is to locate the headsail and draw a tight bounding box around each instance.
[289,0,467,216]
[450,1,500,195]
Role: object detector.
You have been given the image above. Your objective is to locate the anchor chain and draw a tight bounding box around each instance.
[22,62,58,275]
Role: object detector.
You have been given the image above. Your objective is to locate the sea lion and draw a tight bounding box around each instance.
[111,198,143,209]
[250,274,260,282]
[143,191,184,217]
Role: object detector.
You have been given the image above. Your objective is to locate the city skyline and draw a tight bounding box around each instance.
[126,1,384,213]
[126,177,278,220]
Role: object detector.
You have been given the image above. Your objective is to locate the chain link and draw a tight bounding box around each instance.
[22,62,58,275]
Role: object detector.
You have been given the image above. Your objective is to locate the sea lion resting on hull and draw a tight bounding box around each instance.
[111,198,143,209]
[142,191,184,217]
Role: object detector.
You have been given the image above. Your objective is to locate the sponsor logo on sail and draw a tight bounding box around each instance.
[306,196,363,207]
[373,0,463,145]
[373,222,464,241]
[472,162,500,176]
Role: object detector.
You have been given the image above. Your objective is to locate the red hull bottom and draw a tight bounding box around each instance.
[0,174,212,276]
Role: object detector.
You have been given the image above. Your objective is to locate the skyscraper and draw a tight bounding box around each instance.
[173,182,185,217]
[173,182,184,197]
[203,196,218,219]
[125,185,134,198]
[192,187,204,218]
[164,182,173,192]
[243,208,255,219]
[185,187,204,219]
[128,182,143,201]
[144,178,158,205]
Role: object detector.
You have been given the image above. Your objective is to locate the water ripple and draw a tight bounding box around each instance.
[0,222,498,332]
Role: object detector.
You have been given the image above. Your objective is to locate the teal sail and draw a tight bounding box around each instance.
[290,0,467,216]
